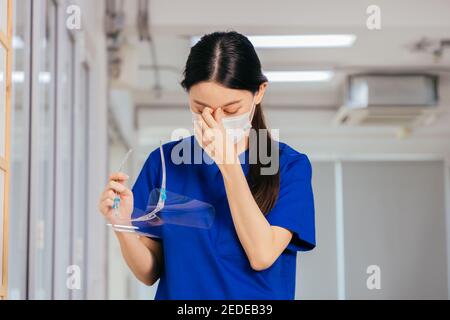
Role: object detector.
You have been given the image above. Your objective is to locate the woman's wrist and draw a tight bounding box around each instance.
[219,161,244,181]
[115,230,140,243]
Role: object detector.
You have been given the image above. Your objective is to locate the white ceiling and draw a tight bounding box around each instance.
[117,0,450,94]
[110,0,450,159]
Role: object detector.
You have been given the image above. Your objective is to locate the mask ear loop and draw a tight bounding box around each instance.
[247,95,258,129]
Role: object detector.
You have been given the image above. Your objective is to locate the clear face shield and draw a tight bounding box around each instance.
[108,143,216,238]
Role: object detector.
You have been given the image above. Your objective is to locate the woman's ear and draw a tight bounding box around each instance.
[256,82,269,104]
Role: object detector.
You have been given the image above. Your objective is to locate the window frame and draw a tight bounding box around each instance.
[7,0,32,300]
[0,0,12,300]
[27,0,58,300]
[52,3,76,299]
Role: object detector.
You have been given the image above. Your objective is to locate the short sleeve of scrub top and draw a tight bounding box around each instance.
[265,149,316,252]
[129,136,316,300]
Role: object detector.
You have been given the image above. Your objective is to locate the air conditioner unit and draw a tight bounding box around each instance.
[335,74,442,126]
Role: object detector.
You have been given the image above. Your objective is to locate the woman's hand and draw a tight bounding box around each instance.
[193,107,239,168]
[99,172,163,286]
[98,172,134,225]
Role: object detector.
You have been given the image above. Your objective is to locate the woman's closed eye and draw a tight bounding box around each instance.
[192,104,242,115]
[222,106,241,115]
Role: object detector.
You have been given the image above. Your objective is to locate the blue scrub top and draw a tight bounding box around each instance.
[131,136,316,300]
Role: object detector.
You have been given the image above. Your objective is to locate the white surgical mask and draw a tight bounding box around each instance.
[221,96,257,144]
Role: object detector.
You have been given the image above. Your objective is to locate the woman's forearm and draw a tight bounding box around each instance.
[115,231,161,285]
[220,163,290,270]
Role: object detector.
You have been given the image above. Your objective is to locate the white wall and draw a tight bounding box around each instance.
[299,159,448,300]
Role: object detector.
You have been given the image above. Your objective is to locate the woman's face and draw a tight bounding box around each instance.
[189,81,268,117]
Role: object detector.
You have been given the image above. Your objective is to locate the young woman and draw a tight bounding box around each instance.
[99,31,316,300]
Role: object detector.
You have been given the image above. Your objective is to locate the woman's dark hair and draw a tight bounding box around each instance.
[180,31,280,215]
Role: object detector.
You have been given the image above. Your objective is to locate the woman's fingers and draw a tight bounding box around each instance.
[194,121,203,139]
[201,107,218,128]
[99,198,114,215]
[99,172,132,219]
[199,116,222,143]
[99,189,117,215]
[101,189,116,202]
[204,141,216,158]
[195,120,214,146]
[107,180,132,196]
[213,108,225,126]
[102,198,114,209]
[194,107,228,162]
[109,172,129,182]
[203,128,215,144]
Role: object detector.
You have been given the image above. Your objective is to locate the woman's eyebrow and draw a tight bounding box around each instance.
[193,99,243,108]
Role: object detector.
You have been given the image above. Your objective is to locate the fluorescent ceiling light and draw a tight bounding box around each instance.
[249,35,356,48]
[11,71,51,83]
[13,36,25,49]
[12,71,25,83]
[264,71,334,82]
[191,34,356,48]
[39,72,51,83]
